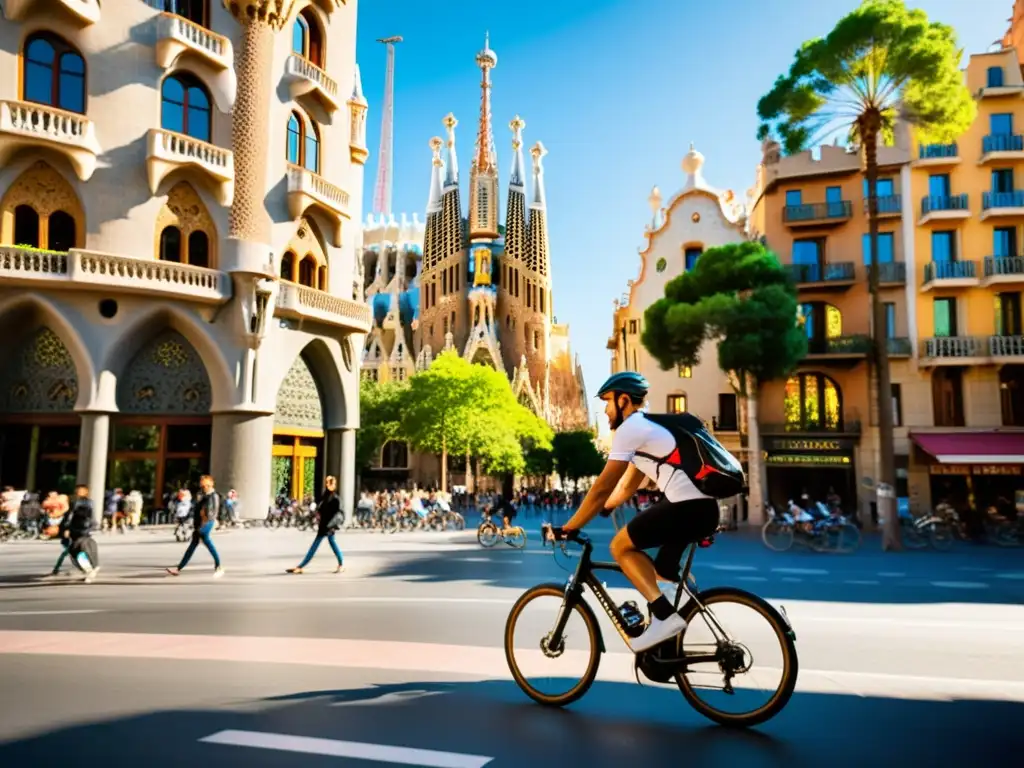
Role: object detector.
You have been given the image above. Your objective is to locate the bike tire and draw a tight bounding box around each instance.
[929,523,954,551]
[506,527,527,549]
[504,583,602,707]
[675,586,799,728]
[478,522,499,548]
[761,520,794,552]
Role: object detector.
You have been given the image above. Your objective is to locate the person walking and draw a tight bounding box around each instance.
[166,474,224,578]
[54,485,100,582]
[287,475,344,574]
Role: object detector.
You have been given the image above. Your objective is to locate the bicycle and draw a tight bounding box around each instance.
[504,524,799,728]
[761,503,860,554]
[477,510,526,549]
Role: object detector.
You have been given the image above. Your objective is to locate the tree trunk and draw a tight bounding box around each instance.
[465,449,474,494]
[745,373,766,526]
[864,125,901,551]
[440,434,448,494]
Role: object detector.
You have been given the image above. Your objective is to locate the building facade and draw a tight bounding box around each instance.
[903,27,1024,514]
[0,0,369,520]
[607,146,746,468]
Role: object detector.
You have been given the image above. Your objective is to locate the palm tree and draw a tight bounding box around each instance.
[756,0,975,550]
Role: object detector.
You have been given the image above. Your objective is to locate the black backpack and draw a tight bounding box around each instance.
[635,412,746,499]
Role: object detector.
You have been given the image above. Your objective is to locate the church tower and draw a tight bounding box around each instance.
[497,115,528,374]
[521,141,553,404]
[419,113,468,357]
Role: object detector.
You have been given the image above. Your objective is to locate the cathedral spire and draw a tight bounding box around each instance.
[529,141,547,209]
[443,113,459,188]
[473,32,498,174]
[427,136,444,213]
[528,141,550,278]
[508,115,526,189]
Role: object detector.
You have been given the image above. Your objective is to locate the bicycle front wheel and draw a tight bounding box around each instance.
[506,527,527,549]
[761,520,793,552]
[504,583,602,707]
[675,586,798,728]
[477,522,499,547]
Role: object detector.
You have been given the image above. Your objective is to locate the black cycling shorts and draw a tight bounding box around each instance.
[626,497,719,582]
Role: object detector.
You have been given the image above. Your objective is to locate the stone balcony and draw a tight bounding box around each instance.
[284,53,340,114]
[1,0,99,25]
[921,260,980,291]
[146,128,234,206]
[286,164,350,246]
[920,336,989,366]
[0,246,231,304]
[981,190,1024,220]
[980,133,1024,164]
[0,100,101,181]
[154,13,236,111]
[275,281,371,333]
[913,143,960,167]
[989,334,1024,360]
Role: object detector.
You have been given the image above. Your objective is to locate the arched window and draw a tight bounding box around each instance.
[291,9,324,67]
[187,231,209,268]
[47,211,75,252]
[784,372,842,431]
[317,265,327,290]
[23,33,86,114]
[161,73,211,142]
[161,0,206,26]
[799,302,843,353]
[159,226,182,262]
[285,111,320,173]
[280,251,296,281]
[298,255,317,287]
[13,205,39,247]
[381,441,408,469]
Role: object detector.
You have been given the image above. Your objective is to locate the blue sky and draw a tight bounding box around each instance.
[355,0,1010,420]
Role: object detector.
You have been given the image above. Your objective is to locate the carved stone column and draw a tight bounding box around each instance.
[224,1,293,245]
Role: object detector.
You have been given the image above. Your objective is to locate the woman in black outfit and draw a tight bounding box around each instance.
[287,475,344,574]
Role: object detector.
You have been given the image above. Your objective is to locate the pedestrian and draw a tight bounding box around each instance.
[46,493,84,579]
[166,474,224,578]
[54,485,100,582]
[287,475,344,574]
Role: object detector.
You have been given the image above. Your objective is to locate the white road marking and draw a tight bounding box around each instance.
[771,567,829,576]
[780,577,803,583]
[877,572,906,578]
[2,630,1023,703]
[930,581,990,589]
[957,567,993,573]
[843,580,881,586]
[0,610,104,616]
[735,576,768,582]
[708,564,759,572]
[199,729,493,767]
[996,572,1024,580]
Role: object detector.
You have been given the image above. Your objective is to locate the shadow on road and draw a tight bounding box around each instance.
[0,676,1019,766]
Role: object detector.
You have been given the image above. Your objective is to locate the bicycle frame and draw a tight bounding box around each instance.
[548,534,731,664]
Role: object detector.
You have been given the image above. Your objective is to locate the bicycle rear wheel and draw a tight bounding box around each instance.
[506,527,527,549]
[504,583,602,707]
[675,586,798,728]
[761,520,793,552]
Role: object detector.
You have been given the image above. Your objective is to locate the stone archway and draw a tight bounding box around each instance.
[273,351,326,500]
[0,326,81,493]
[0,160,85,251]
[155,182,218,267]
[111,330,213,506]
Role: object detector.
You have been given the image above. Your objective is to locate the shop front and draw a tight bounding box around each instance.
[911,431,1024,514]
[763,436,858,512]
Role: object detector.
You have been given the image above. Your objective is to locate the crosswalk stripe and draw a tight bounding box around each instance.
[199,729,493,767]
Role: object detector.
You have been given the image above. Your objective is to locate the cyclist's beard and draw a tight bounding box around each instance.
[609,398,625,431]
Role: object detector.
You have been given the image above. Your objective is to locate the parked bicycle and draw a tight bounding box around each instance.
[504,524,799,728]
[761,501,860,553]
[898,504,958,551]
[478,509,526,549]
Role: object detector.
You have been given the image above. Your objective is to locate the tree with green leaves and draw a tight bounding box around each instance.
[399,351,552,491]
[642,241,807,522]
[756,0,975,549]
[551,430,605,492]
[356,377,406,472]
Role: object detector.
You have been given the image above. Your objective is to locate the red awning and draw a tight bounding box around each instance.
[911,432,1024,464]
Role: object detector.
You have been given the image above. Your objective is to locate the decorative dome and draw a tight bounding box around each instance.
[681,142,704,176]
[476,32,497,69]
[371,293,392,326]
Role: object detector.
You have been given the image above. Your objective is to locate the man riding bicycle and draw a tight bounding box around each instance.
[548,371,731,653]
[492,494,517,532]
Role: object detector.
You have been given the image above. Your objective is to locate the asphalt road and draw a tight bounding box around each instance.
[0,521,1022,767]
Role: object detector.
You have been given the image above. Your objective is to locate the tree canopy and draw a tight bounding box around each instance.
[398,351,552,481]
[551,430,605,488]
[642,241,807,395]
[356,377,406,471]
[755,0,975,153]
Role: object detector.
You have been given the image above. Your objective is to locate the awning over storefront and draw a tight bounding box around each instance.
[911,432,1024,464]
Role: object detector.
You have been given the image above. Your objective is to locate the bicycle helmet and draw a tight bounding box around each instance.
[596,371,650,399]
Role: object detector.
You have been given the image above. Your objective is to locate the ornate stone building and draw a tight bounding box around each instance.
[0,0,369,519]
[412,36,588,440]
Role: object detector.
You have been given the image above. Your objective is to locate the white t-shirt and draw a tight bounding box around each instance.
[607,411,711,503]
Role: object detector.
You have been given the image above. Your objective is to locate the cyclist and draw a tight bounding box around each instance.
[493,494,517,532]
[547,371,725,653]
